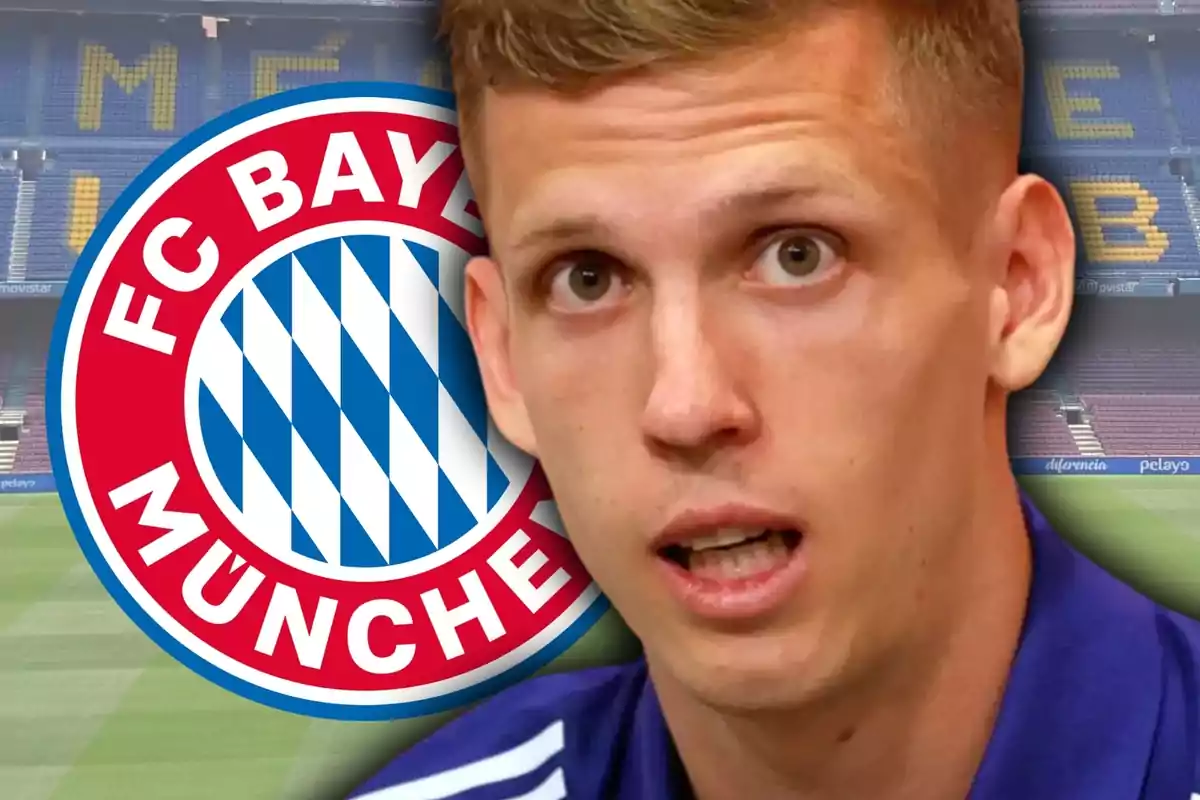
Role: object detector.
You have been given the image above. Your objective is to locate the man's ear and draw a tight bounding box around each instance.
[463,255,539,456]
[987,174,1076,392]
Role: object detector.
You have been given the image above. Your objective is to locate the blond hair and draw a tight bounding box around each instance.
[438,0,1024,166]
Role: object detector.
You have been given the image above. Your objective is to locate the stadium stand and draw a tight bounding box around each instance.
[1054,343,1200,394]
[1021,298,1200,457]
[0,23,30,138]
[1008,392,1081,457]
[218,21,378,113]
[0,5,1199,470]
[1030,158,1200,275]
[44,17,208,139]
[1023,32,1170,149]
[1158,32,1200,148]
[1085,394,1200,456]
[0,167,16,279]
[1022,1,1162,12]
[11,365,47,472]
[0,9,451,475]
[28,148,160,281]
[1010,19,1200,457]
[1049,299,1200,393]
[0,300,53,473]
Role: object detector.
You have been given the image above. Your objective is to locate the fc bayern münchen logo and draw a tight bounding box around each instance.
[45,82,607,720]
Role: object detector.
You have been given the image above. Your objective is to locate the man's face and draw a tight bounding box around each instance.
[465,12,1013,710]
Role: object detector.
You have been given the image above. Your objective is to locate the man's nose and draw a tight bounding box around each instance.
[639,294,759,459]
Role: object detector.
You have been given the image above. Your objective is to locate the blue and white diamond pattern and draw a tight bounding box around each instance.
[189,231,530,570]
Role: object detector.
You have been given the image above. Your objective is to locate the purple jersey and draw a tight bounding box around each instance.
[349,495,1200,799]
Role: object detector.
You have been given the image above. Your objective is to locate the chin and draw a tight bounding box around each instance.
[652,627,845,713]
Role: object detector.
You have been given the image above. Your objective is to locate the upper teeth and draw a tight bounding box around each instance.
[685,528,766,552]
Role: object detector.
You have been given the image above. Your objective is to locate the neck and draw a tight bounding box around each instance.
[652,459,1032,800]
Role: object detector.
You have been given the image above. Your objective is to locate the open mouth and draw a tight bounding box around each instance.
[658,528,802,581]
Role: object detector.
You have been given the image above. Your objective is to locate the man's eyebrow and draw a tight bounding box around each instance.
[510,215,613,254]
[508,183,846,254]
[713,185,824,215]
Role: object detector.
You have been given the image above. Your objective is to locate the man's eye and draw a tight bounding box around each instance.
[547,253,627,310]
[750,231,843,286]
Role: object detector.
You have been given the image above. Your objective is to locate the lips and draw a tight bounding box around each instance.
[652,504,807,620]
[653,503,803,557]
[659,528,801,578]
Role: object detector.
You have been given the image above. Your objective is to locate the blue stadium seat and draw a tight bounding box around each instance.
[26,149,160,281]
[42,18,206,139]
[1023,33,1169,149]
[1027,158,1200,272]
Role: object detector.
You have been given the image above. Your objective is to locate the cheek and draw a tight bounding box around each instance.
[509,321,653,534]
[747,276,989,612]
[752,272,987,499]
[514,320,644,442]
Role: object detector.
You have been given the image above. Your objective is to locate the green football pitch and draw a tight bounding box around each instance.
[2,477,1199,799]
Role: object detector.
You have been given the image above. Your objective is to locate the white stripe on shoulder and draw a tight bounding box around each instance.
[509,768,566,800]
[357,720,567,800]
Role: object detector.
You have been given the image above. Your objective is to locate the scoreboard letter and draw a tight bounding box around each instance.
[77,43,178,132]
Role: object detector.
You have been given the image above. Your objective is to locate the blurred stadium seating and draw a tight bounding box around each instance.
[1050,298,1200,392]
[0,9,448,476]
[0,11,444,287]
[1009,392,1085,457]
[1085,394,1200,455]
[0,3,1199,471]
[29,148,158,281]
[1023,33,1170,149]
[1032,158,1200,273]
[1022,1,1161,13]
[0,299,53,472]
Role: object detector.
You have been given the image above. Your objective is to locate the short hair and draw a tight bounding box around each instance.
[438,0,1024,170]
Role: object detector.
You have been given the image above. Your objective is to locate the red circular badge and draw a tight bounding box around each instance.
[46,82,607,720]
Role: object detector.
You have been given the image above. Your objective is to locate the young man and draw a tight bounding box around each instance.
[351,1,1200,798]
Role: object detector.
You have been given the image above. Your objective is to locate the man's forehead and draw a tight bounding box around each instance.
[466,10,940,242]
[498,150,894,257]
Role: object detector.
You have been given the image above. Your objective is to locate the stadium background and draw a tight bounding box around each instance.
[1,0,1200,797]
